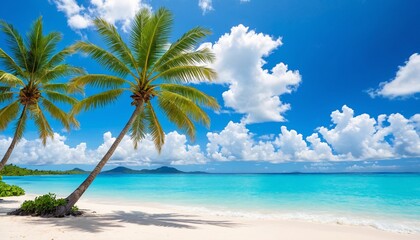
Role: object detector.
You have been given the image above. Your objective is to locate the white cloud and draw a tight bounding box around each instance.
[206,121,265,161]
[0,133,90,165]
[318,105,393,159]
[51,0,150,31]
[198,0,213,14]
[370,53,420,98]
[206,106,419,162]
[2,106,418,166]
[203,25,301,123]
[318,105,420,160]
[52,0,83,17]
[206,121,335,162]
[1,131,206,166]
[68,14,92,29]
[96,131,207,165]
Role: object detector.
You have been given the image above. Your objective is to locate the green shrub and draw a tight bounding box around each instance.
[19,193,79,217]
[0,181,25,197]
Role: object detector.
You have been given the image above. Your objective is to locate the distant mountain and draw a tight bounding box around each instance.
[70,168,89,173]
[101,166,141,174]
[101,166,206,174]
[140,166,183,174]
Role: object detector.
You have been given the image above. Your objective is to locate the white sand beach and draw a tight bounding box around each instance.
[0,194,419,240]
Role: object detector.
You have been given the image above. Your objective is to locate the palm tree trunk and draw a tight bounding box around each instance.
[0,106,27,171]
[55,104,143,216]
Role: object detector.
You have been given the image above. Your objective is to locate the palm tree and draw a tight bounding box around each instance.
[55,8,219,216]
[0,17,83,170]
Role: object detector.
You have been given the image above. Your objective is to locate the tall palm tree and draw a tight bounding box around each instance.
[0,17,83,170]
[55,8,219,216]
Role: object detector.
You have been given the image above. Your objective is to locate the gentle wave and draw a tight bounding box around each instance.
[173,205,420,234]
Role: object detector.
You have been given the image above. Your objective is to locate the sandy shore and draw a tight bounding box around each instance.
[0,194,419,240]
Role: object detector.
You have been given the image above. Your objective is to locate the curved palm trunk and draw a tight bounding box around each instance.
[55,104,142,216]
[0,106,28,171]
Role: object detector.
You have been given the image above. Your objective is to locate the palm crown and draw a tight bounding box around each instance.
[0,17,83,170]
[71,8,219,151]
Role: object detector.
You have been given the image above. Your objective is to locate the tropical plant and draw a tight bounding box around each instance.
[0,180,25,197]
[12,193,80,216]
[55,8,219,216]
[0,17,83,170]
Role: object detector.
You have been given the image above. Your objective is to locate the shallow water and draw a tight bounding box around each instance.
[3,173,420,233]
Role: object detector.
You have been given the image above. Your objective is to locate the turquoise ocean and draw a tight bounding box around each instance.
[3,173,420,233]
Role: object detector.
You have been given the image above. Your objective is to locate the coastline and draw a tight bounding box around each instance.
[1,194,419,240]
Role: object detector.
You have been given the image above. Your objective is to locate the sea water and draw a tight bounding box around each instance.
[3,173,420,233]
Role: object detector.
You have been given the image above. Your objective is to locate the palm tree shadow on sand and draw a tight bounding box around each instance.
[24,210,238,233]
[0,199,21,214]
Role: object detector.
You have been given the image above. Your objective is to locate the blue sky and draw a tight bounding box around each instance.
[0,0,419,172]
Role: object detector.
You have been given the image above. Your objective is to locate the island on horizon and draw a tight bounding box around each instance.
[0,164,206,176]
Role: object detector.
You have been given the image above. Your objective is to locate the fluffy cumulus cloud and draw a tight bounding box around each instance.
[202,25,301,123]
[206,121,283,161]
[0,133,90,165]
[95,131,206,165]
[2,106,418,165]
[318,105,420,159]
[206,122,336,162]
[51,0,150,31]
[1,131,206,166]
[370,53,420,98]
[206,106,420,162]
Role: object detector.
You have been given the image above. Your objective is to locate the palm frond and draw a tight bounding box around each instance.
[155,48,215,72]
[145,102,165,152]
[72,89,124,114]
[159,90,210,129]
[0,20,28,70]
[0,101,20,130]
[0,48,25,77]
[130,8,151,67]
[70,74,130,90]
[29,104,53,145]
[0,71,24,86]
[38,31,62,67]
[157,93,196,140]
[93,18,139,72]
[130,105,146,149]
[72,41,135,78]
[42,98,75,131]
[37,64,85,84]
[43,83,71,92]
[27,17,44,74]
[152,27,211,71]
[160,83,219,110]
[45,46,75,69]
[138,8,173,82]
[0,91,13,103]
[151,65,216,83]
[0,86,11,92]
[44,90,78,105]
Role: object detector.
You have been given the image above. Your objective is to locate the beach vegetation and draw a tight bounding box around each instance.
[0,17,83,171]
[0,164,87,176]
[11,193,80,217]
[0,180,25,197]
[55,7,219,216]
